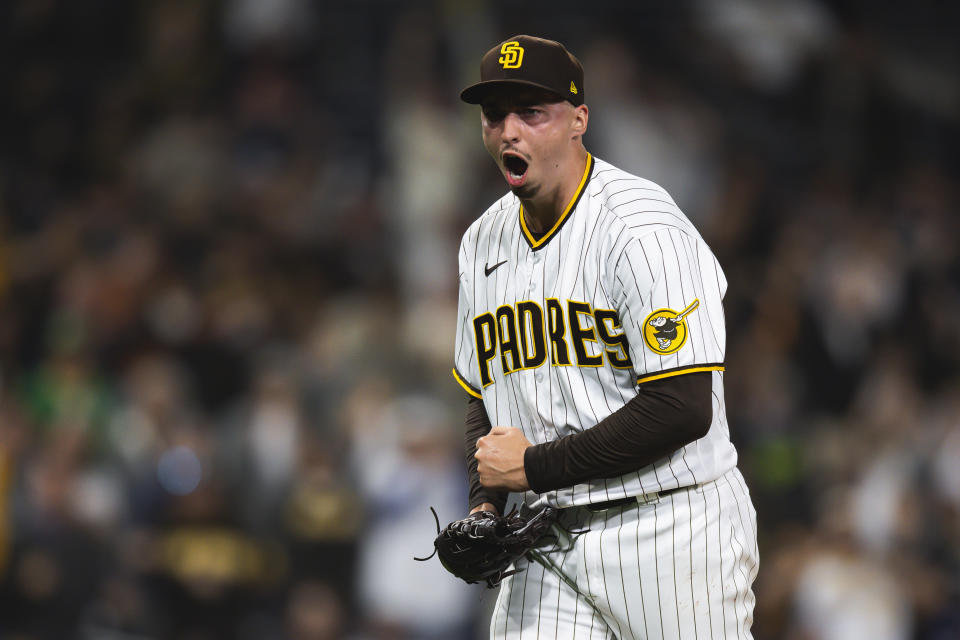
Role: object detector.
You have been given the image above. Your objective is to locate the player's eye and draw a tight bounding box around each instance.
[482,107,505,122]
[518,107,546,122]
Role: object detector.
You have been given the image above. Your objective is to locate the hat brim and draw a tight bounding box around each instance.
[460,79,570,105]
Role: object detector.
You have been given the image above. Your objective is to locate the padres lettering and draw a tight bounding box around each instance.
[498,41,524,69]
[473,300,632,387]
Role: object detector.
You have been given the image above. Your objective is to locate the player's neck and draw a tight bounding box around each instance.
[521,149,589,234]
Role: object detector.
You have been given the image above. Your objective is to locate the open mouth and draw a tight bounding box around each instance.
[502,153,529,186]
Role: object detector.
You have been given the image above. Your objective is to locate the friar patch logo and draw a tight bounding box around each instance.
[642,299,700,355]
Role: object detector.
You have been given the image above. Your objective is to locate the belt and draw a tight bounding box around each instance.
[584,484,692,512]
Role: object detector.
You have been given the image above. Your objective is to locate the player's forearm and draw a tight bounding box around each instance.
[465,396,508,512]
[523,372,713,493]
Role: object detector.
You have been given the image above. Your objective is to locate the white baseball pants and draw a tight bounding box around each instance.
[490,468,759,639]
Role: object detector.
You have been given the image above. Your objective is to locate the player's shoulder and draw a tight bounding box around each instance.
[589,157,702,242]
[459,191,517,252]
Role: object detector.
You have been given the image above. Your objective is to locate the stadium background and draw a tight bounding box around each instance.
[1,1,958,638]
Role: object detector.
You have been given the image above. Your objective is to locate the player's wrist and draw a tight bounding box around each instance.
[524,440,575,494]
[517,448,531,491]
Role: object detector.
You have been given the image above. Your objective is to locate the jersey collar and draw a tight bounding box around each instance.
[519,153,594,251]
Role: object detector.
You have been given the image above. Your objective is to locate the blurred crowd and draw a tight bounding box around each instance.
[0,1,957,639]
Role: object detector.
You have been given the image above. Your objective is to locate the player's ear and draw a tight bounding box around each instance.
[570,104,588,138]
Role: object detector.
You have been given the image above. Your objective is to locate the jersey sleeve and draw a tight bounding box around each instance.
[452,242,483,398]
[612,226,727,384]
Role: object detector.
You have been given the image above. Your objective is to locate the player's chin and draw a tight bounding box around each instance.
[508,179,538,199]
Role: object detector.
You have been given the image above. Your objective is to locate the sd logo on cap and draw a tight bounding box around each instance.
[499,41,524,69]
[461,35,585,107]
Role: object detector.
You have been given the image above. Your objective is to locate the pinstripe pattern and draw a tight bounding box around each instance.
[454,157,738,509]
[454,157,758,638]
[489,469,758,639]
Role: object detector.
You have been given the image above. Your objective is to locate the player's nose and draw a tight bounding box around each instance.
[501,112,522,142]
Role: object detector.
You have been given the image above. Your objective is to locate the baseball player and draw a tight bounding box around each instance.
[452,36,759,638]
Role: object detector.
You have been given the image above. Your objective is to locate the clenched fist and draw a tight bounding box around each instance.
[475,426,532,491]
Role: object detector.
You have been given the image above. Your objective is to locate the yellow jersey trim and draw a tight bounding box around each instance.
[452,367,483,398]
[519,153,593,249]
[636,365,725,385]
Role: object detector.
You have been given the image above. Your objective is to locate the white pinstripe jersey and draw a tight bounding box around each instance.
[453,154,738,510]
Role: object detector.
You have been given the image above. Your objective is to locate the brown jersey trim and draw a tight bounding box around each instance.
[452,367,483,398]
[636,363,724,385]
[519,153,594,251]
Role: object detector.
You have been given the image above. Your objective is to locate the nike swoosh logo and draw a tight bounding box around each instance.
[484,260,508,277]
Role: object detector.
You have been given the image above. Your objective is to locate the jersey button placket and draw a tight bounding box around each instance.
[529,255,543,384]
[529,250,540,289]
[529,250,540,384]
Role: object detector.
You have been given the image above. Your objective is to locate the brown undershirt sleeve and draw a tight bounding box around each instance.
[464,396,508,513]
[523,372,714,494]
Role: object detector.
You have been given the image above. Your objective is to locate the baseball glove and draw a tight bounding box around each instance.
[416,507,558,588]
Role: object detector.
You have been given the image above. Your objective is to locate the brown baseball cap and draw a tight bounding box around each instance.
[460,35,584,106]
